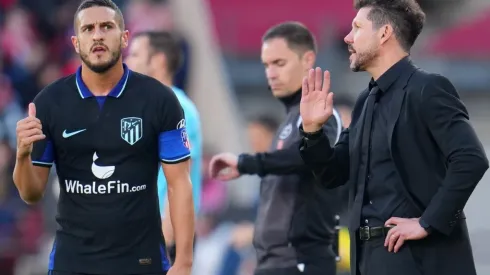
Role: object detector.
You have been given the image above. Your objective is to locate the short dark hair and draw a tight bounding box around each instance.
[355,0,426,52]
[133,31,183,76]
[74,0,125,32]
[262,21,317,54]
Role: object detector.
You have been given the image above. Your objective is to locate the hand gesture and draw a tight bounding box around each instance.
[300,67,334,133]
[209,153,240,181]
[384,217,429,253]
[16,103,45,159]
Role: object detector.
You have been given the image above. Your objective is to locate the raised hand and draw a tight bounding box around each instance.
[300,67,334,133]
[209,153,240,181]
[16,103,45,159]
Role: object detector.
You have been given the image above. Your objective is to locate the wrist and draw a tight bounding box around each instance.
[16,154,31,162]
[173,258,193,268]
[237,154,261,175]
[302,123,323,133]
[419,218,433,235]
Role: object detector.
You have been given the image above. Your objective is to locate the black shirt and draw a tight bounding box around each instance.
[358,57,418,226]
[31,64,191,274]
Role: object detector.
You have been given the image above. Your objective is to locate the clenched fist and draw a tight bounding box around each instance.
[209,153,240,181]
[16,103,45,159]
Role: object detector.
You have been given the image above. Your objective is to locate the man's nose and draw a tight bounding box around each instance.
[266,68,278,80]
[344,31,353,44]
[92,26,104,40]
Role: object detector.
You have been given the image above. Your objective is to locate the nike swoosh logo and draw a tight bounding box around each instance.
[62,129,87,138]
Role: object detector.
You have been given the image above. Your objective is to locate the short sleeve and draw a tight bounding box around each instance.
[31,91,55,167]
[157,87,191,164]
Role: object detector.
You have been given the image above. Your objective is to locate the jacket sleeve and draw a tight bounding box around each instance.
[238,112,342,177]
[299,126,350,189]
[419,74,489,236]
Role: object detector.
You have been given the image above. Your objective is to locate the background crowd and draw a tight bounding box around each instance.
[1,0,490,274]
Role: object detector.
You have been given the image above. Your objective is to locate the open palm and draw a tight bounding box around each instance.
[300,68,334,133]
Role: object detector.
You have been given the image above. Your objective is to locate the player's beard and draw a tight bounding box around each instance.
[350,45,379,72]
[80,41,122,74]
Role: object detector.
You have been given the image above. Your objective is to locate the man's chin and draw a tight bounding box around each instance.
[84,60,116,74]
[350,63,365,72]
[272,90,290,98]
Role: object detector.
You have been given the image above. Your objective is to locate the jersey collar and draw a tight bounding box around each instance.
[75,63,131,99]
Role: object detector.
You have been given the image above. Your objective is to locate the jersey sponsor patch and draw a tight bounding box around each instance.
[176,119,186,129]
[64,151,147,195]
[181,129,191,149]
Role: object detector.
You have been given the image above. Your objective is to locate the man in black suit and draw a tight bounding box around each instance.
[297,1,489,275]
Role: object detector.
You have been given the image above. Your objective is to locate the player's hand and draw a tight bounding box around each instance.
[300,67,334,133]
[167,263,192,275]
[384,217,429,253]
[209,153,240,181]
[16,103,45,159]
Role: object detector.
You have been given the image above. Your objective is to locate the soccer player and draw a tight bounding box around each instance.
[13,1,194,274]
[126,31,202,263]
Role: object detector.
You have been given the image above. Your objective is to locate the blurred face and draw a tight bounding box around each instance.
[247,122,275,153]
[72,7,129,74]
[126,36,152,76]
[344,7,381,72]
[261,38,314,98]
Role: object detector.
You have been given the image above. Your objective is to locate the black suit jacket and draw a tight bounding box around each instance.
[300,60,488,275]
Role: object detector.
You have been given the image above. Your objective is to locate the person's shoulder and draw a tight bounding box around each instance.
[171,87,199,116]
[128,72,174,98]
[410,70,456,98]
[411,69,453,87]
[34,74,77,104]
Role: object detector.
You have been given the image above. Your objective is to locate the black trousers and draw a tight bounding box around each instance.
[48,272,166,275]
[357,238,423,275]
[254,262,336,275]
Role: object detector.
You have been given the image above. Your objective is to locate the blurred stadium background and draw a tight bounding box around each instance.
[1,0,489,274]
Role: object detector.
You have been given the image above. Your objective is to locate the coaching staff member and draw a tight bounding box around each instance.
[298,1,489,275]
[209,22,342,275]
[13,0,194,274]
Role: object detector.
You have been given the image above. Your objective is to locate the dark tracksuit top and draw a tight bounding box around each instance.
[238,91,344,274]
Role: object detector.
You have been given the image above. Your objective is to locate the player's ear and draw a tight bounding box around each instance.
[302,50,315,69]
[151,53,166,71]
[71,36,80,54]
[121,30,130,49]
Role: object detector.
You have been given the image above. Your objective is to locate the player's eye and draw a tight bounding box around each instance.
[276,61,286,67]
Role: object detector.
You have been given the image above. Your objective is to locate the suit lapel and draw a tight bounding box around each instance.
[387,66,417,151]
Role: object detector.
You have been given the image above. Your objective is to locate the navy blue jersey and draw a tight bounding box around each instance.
[31,64,190,274]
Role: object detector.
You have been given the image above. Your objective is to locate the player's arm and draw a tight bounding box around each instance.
[162,199,174,245]
[157,88,194,268]
[238,111,341,177]
[13,102,52,204]
[161,100,201,250]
